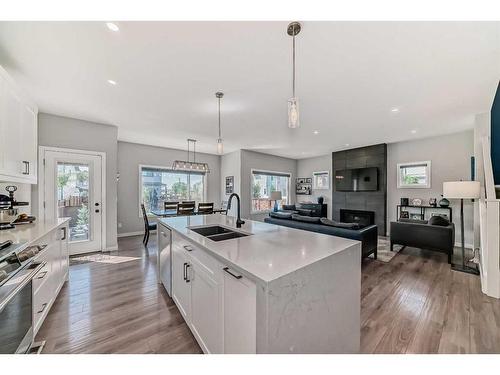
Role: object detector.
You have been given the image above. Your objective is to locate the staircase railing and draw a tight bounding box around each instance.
[479,136,500,298]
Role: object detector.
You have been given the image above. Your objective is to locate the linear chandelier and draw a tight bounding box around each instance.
[172,139,210,173]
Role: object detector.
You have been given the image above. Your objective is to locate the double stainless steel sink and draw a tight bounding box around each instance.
[188,225,250,242]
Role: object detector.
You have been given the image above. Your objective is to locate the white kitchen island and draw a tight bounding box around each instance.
[158,214,361,354]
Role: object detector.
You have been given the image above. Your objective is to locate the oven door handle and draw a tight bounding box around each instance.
[0,262,46,312]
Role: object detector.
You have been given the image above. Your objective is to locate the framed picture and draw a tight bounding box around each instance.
[410,198,422,206]
[397,161,431,189]
[225,176,234,194]
[313,171,330,190]
[295,178,312,195]
[400,211,409,219]
[400,197,409,206]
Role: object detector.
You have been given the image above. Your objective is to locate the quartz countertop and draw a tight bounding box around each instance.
[159,215,360,284]
[0,218,70,251]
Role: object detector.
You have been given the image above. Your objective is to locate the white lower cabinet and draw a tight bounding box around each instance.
[223,267,256,354]
[32,223,70,335]
[172,244,191,321]
[171,233,256,354]
[190,259,223,353]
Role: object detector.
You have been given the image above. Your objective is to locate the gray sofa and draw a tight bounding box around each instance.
[264,214,378,259]
[390,218,454,263]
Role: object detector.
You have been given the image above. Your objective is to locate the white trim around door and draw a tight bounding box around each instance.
[39,146,107,255]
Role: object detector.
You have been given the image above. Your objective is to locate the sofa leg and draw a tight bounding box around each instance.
[373,249,377,260]
[390,242,394,252]
[448,251,452,264]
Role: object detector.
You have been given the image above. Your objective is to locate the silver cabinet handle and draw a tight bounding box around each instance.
[22,161,29,175]
[36,271,48,280]
[37,303,48,314]
[223,267,243,279]
[183,245,193,251]
[185,264,191,283]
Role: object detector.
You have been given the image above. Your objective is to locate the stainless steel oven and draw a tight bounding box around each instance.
[0,254,44,354]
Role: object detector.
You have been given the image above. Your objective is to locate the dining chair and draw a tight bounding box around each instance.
[164,201,179,211]
[141,203,157,246]
[197,202,214,214]
[177,202,195,216]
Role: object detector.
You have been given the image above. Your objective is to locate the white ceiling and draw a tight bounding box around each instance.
[0,21,499,159]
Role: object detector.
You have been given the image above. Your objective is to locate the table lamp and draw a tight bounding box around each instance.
[270,191,282,212]
[443,181,480,274]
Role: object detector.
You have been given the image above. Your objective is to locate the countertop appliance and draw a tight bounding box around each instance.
[158,225,172,296]
[0,240,45,354]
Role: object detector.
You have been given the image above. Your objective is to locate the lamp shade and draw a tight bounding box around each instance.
[443,181,480,199]
[270,191,282,201]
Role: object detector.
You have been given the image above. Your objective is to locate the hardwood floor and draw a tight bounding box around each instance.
[36,235,500,354]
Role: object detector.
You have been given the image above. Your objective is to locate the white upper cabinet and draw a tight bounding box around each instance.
[0,66,38,184]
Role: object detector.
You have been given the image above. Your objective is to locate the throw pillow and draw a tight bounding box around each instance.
[282,204,296,211]
[428,215,450,227]
[320,217,360,229]
[291,214,321,223]
[269,211,293,219]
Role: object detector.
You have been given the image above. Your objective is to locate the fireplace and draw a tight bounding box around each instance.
[340,209,375,228]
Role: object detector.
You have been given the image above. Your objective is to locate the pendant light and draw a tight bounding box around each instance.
[172,139,210,173]
[216,92,224,154]
[287,21,301,129]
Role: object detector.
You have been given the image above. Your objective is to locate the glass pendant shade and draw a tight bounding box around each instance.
[217,138,223,155]
[288,97,300,128]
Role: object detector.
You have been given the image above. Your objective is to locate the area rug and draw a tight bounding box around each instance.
[70,253,140,266]
[367,237,403,263]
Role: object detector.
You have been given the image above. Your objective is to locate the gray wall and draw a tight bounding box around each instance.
[240,150,297,221]
[220,150,241,217]
[387,130,474,246]
[117,141,221,235]
[34,113,118,250]
[297,154,333,219]
[333,144,387,235]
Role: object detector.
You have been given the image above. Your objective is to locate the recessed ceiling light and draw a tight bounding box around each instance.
[391,108,399,113]
[106,22,119,32]
[411,129,417,134]
[107,79,117,85]
[313,130,319,135]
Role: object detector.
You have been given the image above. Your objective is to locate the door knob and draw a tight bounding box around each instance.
[95,209,100,213]
[95,203,100,206]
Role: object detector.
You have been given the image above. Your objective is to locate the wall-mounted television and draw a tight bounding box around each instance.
[334,167,378,192]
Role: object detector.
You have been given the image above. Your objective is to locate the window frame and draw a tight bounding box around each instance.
[397,161,432,189]
[250,168,292,214]
[138,164,208,217]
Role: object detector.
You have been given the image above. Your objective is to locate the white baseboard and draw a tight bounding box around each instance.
[117,230,157,238]
[104,245,119,252]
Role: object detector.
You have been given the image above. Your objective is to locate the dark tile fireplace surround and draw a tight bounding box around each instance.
[332,143,387,235]
[340,209,375,228]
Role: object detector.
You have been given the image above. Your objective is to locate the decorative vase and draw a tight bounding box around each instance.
[439,195,450,208]
[317,196,324,204]
[273,200,279,212]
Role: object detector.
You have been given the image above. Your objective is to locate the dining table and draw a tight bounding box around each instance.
[151,208,227,217]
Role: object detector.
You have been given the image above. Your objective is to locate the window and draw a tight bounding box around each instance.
[140,166,206,214]
[251,170,290,212]
[397,161,431,189]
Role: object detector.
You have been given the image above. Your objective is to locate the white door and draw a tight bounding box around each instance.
[41,148,104,255]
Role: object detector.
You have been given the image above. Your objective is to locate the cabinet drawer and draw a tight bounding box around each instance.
[173,238,220,277]
[32,260,51,294]
[33,277,54,332]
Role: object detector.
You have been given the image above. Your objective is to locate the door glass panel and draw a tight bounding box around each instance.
[57,162,90,242]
